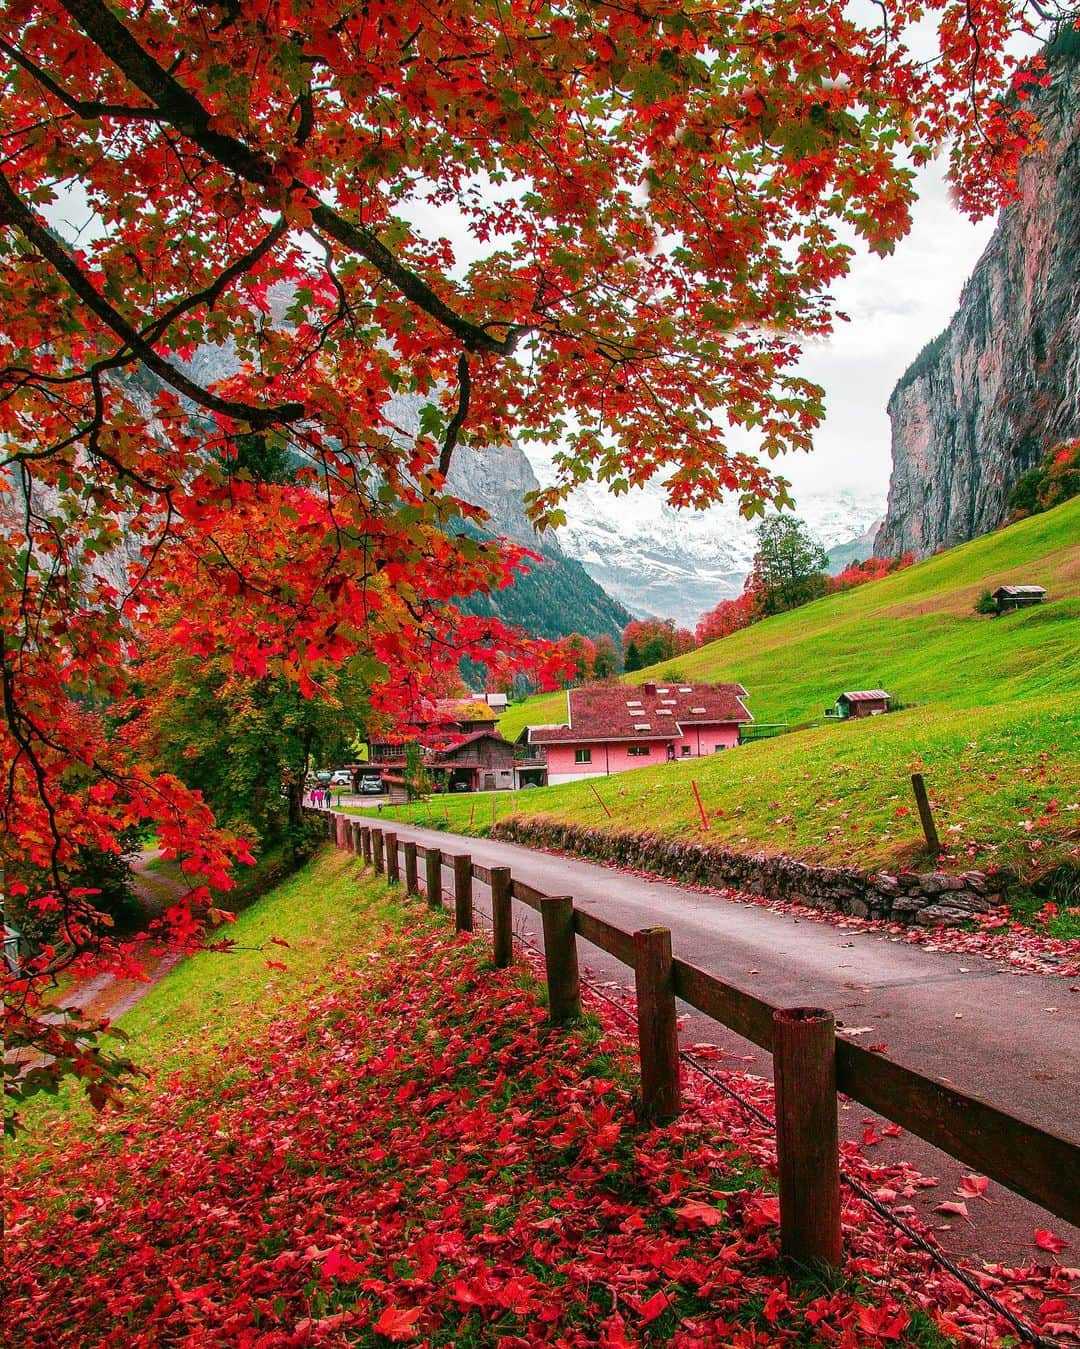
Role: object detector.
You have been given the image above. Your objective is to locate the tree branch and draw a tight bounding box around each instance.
[438,354,471,477]
[0,171,304,429]
[54,0,531,356]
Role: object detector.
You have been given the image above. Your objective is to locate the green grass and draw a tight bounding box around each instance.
[13,849,402,1148]
[499,496,1080,737]
[386,501,1080,883]
[359,693,1080,878]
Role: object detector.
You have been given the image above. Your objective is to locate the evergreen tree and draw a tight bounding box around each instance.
[750,516,829,616]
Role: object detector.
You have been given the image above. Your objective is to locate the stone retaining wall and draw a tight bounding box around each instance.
[491,819,1015,927]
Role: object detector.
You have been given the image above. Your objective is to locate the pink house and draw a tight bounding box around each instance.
[523,681,752,785]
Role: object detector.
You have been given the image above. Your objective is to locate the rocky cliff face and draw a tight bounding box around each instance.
[876,33,1080,559]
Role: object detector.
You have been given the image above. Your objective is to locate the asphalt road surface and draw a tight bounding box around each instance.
[354,817,1079,1270]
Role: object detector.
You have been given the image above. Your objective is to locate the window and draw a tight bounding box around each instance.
[628,746,650,757]
[681,746,691,756]
[574,748,592,764]
[714,744,726,753]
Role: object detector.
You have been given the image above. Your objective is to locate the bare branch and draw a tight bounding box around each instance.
[0,171,304,429]
[438,354,471,477]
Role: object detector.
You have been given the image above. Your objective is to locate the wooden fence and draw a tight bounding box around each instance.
[322,811,1079,1264]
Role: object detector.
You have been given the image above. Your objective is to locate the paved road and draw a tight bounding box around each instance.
[353,816,1080,1267]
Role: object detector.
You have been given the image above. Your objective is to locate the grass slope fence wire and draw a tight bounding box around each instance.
[314,811,1079,1267]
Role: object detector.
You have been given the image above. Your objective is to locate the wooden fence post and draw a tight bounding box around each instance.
[425,848,443,909]
[490,867,513,968]
[404,841,418,895]
[633,927,681,1120]
[772,1007,842,1269]
[454,854,473,932]
[372,829,385,875]
[385,832,399,883]
[350,821,360,856]
[540,895,581,1024]
[361,827,372,865]
[910,773,941,857]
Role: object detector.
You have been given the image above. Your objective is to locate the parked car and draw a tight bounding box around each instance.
[359,774,383,795]
[329,770,352,787]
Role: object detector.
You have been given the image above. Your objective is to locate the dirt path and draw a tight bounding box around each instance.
[57,849,187,1024]
[370,818,1079,1269]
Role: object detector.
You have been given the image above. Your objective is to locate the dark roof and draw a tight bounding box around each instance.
[838,690,891,702]
[429,730,511,762]
[993,585,1046,597]
[528,682,751,746]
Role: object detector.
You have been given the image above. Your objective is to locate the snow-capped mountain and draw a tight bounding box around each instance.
[522,468,885,628]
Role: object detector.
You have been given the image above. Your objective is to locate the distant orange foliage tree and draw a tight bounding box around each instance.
[622,619,696,670]
[826,552,916,594]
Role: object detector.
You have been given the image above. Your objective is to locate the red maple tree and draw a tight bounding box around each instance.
[0,0,1065,1111]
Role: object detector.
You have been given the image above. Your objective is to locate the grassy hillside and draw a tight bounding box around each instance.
[382,695,1079,908]
[499,496,1080,739]
[412,501,1080,888]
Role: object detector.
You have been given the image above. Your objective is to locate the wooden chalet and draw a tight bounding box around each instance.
[365,697,514,795]
[993,585,1046,614]
[826,690,891,719]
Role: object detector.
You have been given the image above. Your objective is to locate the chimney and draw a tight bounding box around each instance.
[643,682,657,697]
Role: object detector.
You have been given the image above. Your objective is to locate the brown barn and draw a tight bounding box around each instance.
[829,690,891,719]
[428,731,516,793]
[993,585,1046,614]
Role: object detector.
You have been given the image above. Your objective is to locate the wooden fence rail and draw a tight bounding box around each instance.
[322,811,1080,1258]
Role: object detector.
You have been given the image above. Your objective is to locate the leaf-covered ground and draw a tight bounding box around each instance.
[8,850,1078,1347]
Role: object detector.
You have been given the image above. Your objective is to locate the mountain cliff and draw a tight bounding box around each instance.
[875,30,1080,559]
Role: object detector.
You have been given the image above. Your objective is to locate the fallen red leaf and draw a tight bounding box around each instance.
[373,1303,422,1341]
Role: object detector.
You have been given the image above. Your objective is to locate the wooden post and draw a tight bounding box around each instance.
[361,827,372,865]
[372,829,385,874]
[453,854,474,932]
[588,781,612,818]
[540,895,581,1024]
[350,821,360,856]
[772,1007,842,1269]
[490,867,513,968]
[691,779,710,831]
[425,847,442,909]
[633,927,681,1120]
[385,832,399,883]
[404,841,418,895]
[910,773,941,857]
